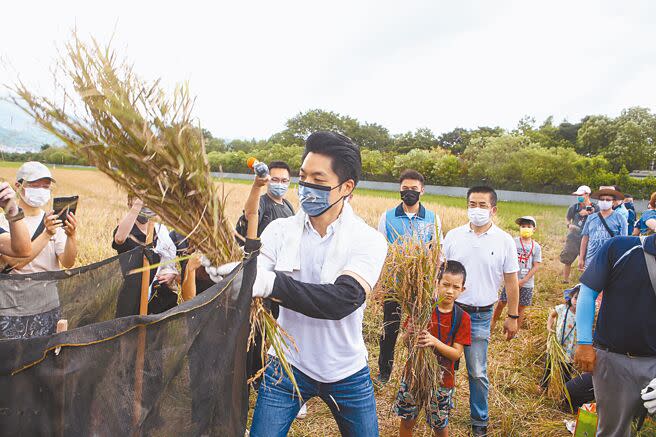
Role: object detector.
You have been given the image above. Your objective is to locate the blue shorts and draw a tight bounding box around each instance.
[393,379,454,430]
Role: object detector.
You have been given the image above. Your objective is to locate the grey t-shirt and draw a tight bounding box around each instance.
[514,236,542,288]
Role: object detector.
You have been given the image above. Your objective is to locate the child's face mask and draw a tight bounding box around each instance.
[519,227,534,238]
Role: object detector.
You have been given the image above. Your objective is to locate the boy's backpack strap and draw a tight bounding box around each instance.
[451,304,464,370]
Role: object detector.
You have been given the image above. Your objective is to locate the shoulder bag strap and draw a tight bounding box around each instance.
[597,212,615,238]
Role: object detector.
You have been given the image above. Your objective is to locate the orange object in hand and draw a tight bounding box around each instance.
[247,157,269,177]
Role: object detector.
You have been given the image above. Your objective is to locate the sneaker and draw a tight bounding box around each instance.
[472,425,488,436]
[374,373,390,386]
[296,403,307,419]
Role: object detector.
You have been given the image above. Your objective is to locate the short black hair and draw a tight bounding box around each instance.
[467,185,498,206]
[624,194,633,199]
[268,160,291,175]
[399,169,425,186]
[517,219,536,227]
[303,131,362,185]
[438,260,467,285]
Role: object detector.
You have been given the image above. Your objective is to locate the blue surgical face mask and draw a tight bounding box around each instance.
[298,180,345,217]
[268,182,289,198]
[577,196,585,203]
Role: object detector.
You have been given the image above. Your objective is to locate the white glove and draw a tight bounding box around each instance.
[201,258,239,284]
[642,377,656,415]
[201,256,275,299]
[252,269,276,298]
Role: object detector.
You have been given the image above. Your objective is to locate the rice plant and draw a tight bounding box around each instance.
[9,33,298,394]
[379,237,442,414]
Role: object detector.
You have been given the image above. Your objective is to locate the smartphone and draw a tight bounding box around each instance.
[53,196,79,220]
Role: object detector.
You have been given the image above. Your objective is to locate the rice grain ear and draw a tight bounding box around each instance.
[379,234,442,413]
[10,32,300,397]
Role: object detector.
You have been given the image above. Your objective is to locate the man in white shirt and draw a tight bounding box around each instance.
[442,186,520,437]
[217,132,388,436]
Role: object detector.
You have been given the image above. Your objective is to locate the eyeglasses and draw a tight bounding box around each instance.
[270,178,290,184]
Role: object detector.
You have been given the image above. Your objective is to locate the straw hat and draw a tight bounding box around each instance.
[591,185,624,200]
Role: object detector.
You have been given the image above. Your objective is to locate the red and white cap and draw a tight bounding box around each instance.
[572,185,591,195]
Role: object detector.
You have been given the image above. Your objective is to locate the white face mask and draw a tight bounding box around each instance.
[468,207,491,227]
[23,187,51,207]
[598,200,613,211]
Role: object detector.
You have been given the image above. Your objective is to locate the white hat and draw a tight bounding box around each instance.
[515,216,537,227]
[572,185,591,195]
[16,161,55,183]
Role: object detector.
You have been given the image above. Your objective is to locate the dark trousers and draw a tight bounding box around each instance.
[378,300,401,378]
[566,372,595,411]
[540,357,594,411]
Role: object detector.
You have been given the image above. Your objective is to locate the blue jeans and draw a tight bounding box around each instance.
[463,309,492,427]
[250,358,379,437]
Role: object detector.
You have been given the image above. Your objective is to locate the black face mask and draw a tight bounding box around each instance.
[136,215,149,224]
[400,189,420,207]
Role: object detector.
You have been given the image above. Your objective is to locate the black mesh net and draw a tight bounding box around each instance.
[0,245,256,436]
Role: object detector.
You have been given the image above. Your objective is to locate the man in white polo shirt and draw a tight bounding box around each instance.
[442,186,520,437]
[238,132,388,437]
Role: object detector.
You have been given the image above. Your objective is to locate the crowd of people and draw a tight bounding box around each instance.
[0,131,655,436]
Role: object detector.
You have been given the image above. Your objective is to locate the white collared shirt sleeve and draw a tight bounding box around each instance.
[343,229,388,290]
[442,229,453,259]
[434,214,444,245]
[258,220,279,272]
[377,212,387,236]
[503,233,520,273]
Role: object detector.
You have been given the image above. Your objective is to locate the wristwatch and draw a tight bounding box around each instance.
[507,314,520,319]
[6,207,25,223]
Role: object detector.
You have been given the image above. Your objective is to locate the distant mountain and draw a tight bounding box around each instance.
[0,99,62,152]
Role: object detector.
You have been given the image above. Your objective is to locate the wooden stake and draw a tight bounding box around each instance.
[56,319,68,437]
[133,221,155,432]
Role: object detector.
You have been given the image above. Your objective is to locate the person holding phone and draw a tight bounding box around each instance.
[559,186,597,283]
[0,161,77,273]
[113,195,179,314]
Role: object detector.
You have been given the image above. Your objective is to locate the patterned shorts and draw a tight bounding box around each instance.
[393,380,454,430]
[0,307,61,339]
[500,286,534,306]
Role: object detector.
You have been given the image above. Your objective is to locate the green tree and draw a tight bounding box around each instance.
[576,115,616,156]
[604,107,656,171]
[393,128,440,153]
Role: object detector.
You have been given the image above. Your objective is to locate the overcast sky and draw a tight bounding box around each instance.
[1,0,655,139]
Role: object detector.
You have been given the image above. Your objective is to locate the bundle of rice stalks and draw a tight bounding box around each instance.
[379,238,442,413]
[9,33,297,392]
[545,332,575,412]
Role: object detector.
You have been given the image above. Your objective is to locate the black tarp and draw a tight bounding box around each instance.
[0,246,255,436]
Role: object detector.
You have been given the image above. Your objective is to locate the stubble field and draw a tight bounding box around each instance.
[1,164,651,436]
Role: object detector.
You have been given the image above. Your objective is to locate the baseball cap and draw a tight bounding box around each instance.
[572,185,591,195]
[16,161,55,183]
[515,216,537,227]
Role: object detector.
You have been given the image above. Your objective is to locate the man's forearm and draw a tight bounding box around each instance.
[576,284,599,344]
[270,272,366,320]
[504,273,520,314]
[579,237,588,261]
